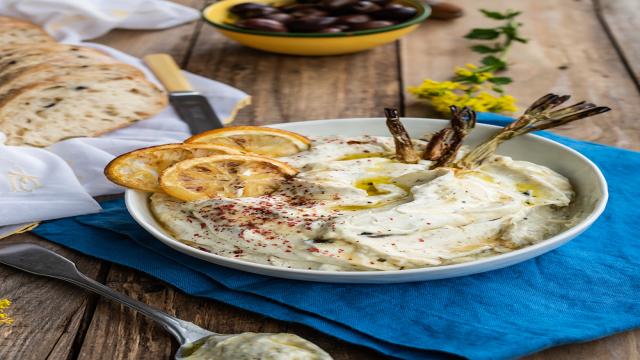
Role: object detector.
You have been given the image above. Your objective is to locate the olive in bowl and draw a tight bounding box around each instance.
[202,0,430,55]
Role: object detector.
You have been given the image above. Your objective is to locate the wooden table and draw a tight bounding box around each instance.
[1,0,639,359]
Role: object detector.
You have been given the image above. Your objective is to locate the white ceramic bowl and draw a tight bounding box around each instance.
[126,118,608,283]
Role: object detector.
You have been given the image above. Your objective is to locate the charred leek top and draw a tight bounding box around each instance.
[382,94,610,170]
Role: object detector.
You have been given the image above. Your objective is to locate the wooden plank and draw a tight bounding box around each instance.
[527,330,640,360]
[0,233,105,360]
[401,0,640,358]
[91,6,201,60]
[186,24,401,123]
[401,0,640,150]
[76,267,175,360]
[78,265,385,360]
[597,0,640,86]
[1,1,206,358]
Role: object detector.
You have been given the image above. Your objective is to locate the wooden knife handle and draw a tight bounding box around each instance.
[143,53,193,92]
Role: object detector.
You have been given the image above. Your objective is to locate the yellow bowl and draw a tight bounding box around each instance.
[202,0,430,56]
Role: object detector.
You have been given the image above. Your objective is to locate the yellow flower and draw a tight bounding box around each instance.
[462,96,490,112]
[493,94,518,112]
[454,64,494,84]
[454,66,474,78]
[475,71,493,82]
[0,299,10,309]
[408,79,463,98]
[0,299,13,325]
[408,77,518,115]
[472,92,518,113]
[429,91,464,114]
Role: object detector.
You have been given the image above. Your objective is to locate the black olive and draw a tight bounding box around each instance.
[349,1,381,14]
[372,4,417,21]
[288,16,338,32]
[263,12,294,23]
[235,18,288,32]
[368,0,390,5]
[321,0,357,10]
[290,8,329,18]
[336,14,371,26]
[248,7,278,18]
[229,2,264,14]
[317,26,343,33]
[280,3,323,13]
[230,3,278,18]
[350,19,395,29]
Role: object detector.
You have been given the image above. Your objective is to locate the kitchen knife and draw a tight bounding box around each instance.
[143,53,224,133]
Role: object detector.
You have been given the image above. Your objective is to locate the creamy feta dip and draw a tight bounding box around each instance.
[151,135,575,271]
[180,333,332,360]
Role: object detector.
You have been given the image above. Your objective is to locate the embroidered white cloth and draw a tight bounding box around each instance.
[0,133,102,227]
[0,0,200,43]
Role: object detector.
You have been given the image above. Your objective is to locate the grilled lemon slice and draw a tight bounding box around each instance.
[185,126,311,157]
[159,154,299,201]
[105,144,242,192]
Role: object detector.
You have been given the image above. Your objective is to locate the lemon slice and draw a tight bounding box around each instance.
[105,144,242,192]
[159,154,299,201]
[185,126,311,157]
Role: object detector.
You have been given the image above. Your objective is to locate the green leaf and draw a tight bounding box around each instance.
[492,86,505,93]
[468,76,484,84]
[504,10,522,19]
[454,75,474,83]
[488,76,512,85]
[513,36,528,43]
[470,44,501,53]
[480,9,507,19]
[464,28,500,40]
[501,23,519,38]
[480,9,521,20]
[481,55,507,70]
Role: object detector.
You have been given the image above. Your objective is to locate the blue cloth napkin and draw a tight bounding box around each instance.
[33,114,640,360]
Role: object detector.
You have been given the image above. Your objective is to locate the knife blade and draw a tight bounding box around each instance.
[143,53,224,133]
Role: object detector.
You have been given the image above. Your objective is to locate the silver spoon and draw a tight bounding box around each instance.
[0,243,332,360]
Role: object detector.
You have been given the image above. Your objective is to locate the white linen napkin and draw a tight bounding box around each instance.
[0,4,251,228]
[0,133,102,227]
[0,44,250,226]
[0,0,200,43]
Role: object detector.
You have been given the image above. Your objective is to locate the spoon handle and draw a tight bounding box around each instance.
[0,243,212,344]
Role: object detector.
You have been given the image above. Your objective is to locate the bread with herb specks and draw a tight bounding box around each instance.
[0,44,116,80]
[0,63,145,101]
[0,17,55,48]
[0,74,167,146]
